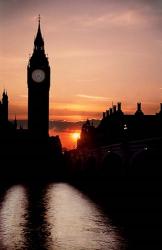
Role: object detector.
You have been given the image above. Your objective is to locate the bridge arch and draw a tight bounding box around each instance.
[101,151,123,178]
[130,148,162,177]
[83,155,97,177]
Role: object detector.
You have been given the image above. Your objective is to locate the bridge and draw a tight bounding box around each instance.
[67,137,162,178]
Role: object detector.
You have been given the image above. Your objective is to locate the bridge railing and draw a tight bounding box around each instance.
[75,136,162,156]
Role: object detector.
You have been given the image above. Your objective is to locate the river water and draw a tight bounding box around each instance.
[0,183,126,250]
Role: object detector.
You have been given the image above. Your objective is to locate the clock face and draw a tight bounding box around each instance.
[32,69,45,83]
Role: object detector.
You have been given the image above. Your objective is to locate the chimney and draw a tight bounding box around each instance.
[113,105,116,113]
[117,102,121,111]
[109,108,113,115]
[160,103,162,113]
[135,102,144,116]
[106,110,110,117]
[137,102,141,111]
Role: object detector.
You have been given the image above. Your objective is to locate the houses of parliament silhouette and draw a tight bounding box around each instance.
[0,17,62,180]
[77,102,162,149]
[0,17,161,250]
[0,17,162,180]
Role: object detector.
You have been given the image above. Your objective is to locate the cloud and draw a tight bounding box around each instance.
[49,120,100,133]
[77,94,111,101]
[76,7,160,31]
[74,1,162,32]
[49,120,83,132]
[14,119,100,133]
[50,107,101,118]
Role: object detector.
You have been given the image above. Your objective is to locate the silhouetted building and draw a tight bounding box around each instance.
[0,90,8,125]
[77,119,95,148]
[27,17,50,139]
[0,18,62,180]
[78,102,162,149]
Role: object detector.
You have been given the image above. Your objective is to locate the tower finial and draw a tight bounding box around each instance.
[38,14,41,25]
[34,14,44,50]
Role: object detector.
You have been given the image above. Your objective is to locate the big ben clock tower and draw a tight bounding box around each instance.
[27,16,50,139]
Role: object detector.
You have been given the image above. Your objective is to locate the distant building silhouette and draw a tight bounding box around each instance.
[78,119,95,148]
[0,90,16,134]
[0,90,8,125]
[78,102,162,149]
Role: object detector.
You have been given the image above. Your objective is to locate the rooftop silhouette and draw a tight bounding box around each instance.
[77,102,162,149]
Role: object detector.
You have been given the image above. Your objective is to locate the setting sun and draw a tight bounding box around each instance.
[71,132,80,141]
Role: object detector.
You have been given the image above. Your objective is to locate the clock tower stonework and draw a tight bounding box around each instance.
[27,18,50,139]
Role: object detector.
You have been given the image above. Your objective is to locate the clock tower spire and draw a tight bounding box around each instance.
[27,16,50,139]
[34,15,44,52]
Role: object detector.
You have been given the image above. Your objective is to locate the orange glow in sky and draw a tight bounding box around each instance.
[1,0,162,148]
[49,129,81,150]
[1,0,162,122]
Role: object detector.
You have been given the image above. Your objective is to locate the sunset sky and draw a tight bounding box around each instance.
[1,0,162,148]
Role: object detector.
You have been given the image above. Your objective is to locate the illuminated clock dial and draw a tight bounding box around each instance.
[32,69,45,83]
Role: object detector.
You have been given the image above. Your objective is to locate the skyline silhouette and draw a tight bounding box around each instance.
[2,14,162,149]
[1,0,162,122]
[0,3,162,250]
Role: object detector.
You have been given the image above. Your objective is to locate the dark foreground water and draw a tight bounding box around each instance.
[0,183,126,250]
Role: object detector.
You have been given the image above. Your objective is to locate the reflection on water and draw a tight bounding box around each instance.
[0,183,126,250]
[45,183,125,250]
[0,185,28,250]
